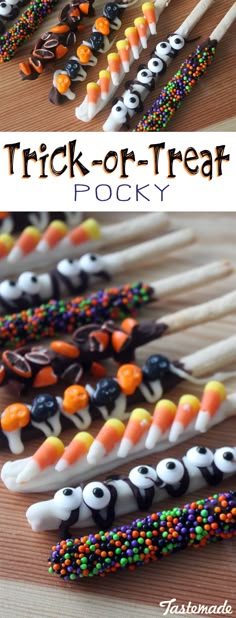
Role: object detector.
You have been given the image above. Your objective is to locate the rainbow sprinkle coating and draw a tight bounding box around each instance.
[0,0,59,62]
[48,491,236,580]
[0,282,154,347]
[134,39,217,132]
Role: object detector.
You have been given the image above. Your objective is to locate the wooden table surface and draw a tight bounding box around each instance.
[0,212,236,618]
[1,0,236,132]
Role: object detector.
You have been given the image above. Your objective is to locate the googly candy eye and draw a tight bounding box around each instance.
[147,56,164,75]
[136,67,153,84]
[123,91,140,110]
[156,458,185,484]
[186,446,214,468]
[78,253,106,275]
[111,100,128,122]
[129,465,157,488]
[214,447,236,473]
[155,41,172,57]
[82,482,111,510]
[57,258,81,277]
[17,272,40,296]
[168,33,185,51]
[0,279,22,301]
[0,3,12,17]
[54,486,83,510]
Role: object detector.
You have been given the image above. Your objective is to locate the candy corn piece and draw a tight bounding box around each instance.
[134,17,148,48]
[195,381,227,433]
[145,400,177,449]
[55,432,94,472]
[37,220,68,252]
[116,40,131,72]
[0,233,14,259]
[87,418,125,464]
[107,53,122,86]
[99,69,111,100]
[142,2,156,34]
[8,226,42,262]
[124,27,140,59]
[16,437,65,484]
[118,408,152,458]
[168,395,200,443]
[87,82,101,120]
[60,218,101,249]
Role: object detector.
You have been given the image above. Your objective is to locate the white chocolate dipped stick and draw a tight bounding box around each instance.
[25,444,236,532]
[0,228,196,314]
[75,0,171,122]
[2,382,236,492]
[0,213,169,278]
[103,0,217,131]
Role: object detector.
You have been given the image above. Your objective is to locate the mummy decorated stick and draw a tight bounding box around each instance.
[0,213,169,276]
[0,260,232,384]
[48,0,138,105]
[135,3,236,132]
[25,444,236,532]
[48,491,236,581]
[2,381,236,490]
[19,0,95,81]
[75,0,171,121]
[0,230,196,312]
[1,330,236,454]
[103,0,215,131]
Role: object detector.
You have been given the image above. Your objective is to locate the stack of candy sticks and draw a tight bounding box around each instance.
[1,328,236,454]
[2,380,236,491]
[25,443,236,532]
[0,213,168,276]
[0,229,197,313]
[47,491,236,581]
[134,3,236,132]
[75,0,171,121]
[102,0,216,131]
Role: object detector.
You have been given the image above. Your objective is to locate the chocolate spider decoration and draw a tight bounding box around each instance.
[109,32,186,128]
[48,0,131,105]
[19,0,95,80]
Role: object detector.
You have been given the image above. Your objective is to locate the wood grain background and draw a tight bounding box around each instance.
[0,212,236,618]
[1,0,236,132]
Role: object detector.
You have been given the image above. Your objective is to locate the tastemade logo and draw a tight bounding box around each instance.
[159,599,233,615]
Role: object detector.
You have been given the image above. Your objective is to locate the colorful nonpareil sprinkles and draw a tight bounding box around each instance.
[48,491,236,580]
[0,0,59,62]
[0,283,154,347]
[134,39,217,132]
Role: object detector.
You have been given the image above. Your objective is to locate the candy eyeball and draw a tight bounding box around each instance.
[0,279,22,301]
[123,91,140,110]
[214,447,236,473]
[155,41,172,57]
[136,68,153,85]
[186,446,214,468]
[93,378,121,406]
[0,2,12,17]
[156,458,184,484]
[129,465,157,488]
[83,482,111,509]
[78,253,106,275]
[168,33,185,51]
[111,100,127,123]
[57,258,81,278]
[17,272,40,296]
[147,56,164,75]
[31,394,59,422]
[54,486,83,510]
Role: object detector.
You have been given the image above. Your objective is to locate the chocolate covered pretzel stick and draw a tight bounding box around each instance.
[103,0,215,131]
[135,3,236,131]
[26,444,236,532]
[2,381,236,490]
